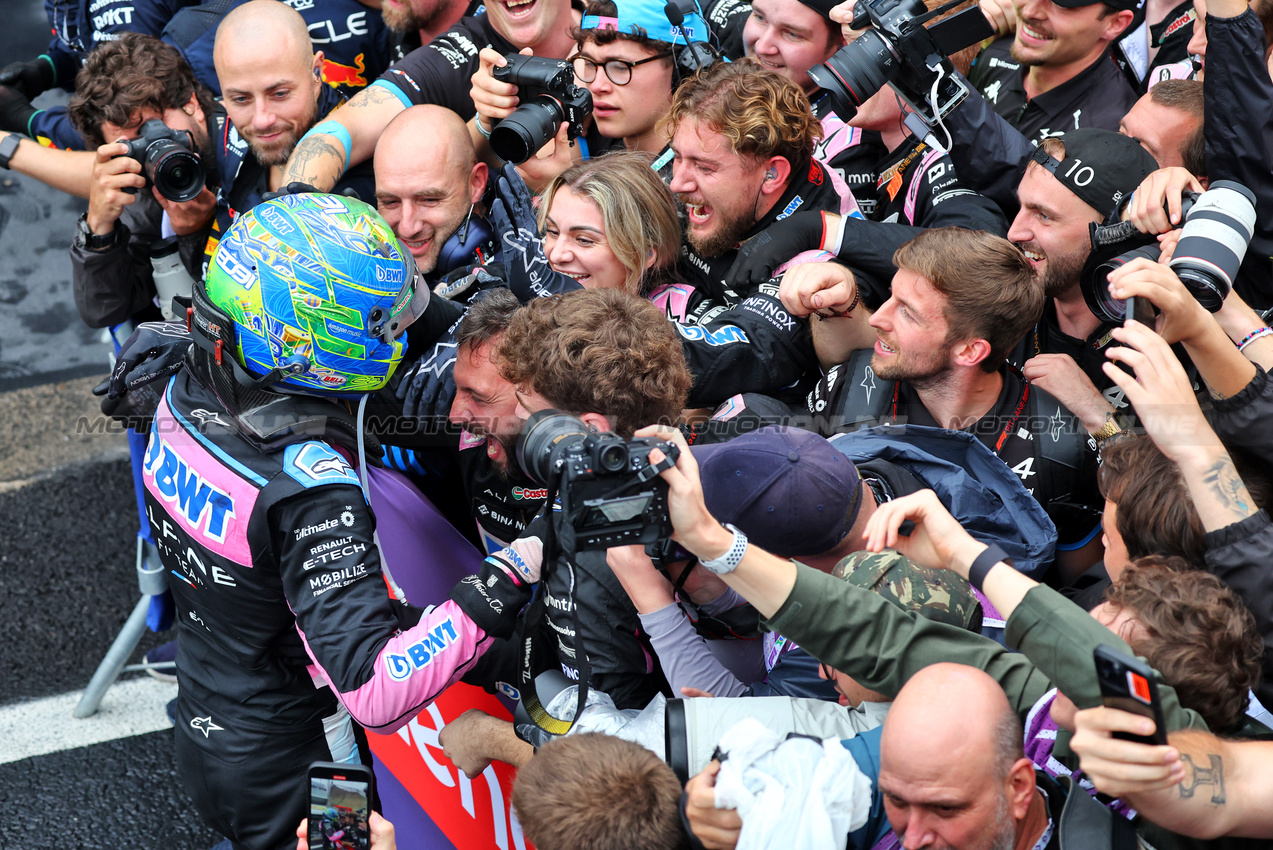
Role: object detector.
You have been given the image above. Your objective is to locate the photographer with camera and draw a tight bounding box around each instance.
[466,0,717,183]
[808,0,1009,229]
[67,33,219,329]
[472,288,693,710]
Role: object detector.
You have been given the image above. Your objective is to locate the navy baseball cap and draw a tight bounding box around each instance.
[1028,128,1157,218]
[692,425,863,558]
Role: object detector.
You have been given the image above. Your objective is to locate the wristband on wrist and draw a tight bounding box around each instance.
[1237,327,1272,351]
[699,524,747,575]
[820,213,846,256]
[307,119,352,164]
[967,543,1012,592]
[474,115,494,140]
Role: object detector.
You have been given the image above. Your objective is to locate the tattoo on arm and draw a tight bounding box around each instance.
[1200,456,1255,519]
[349,85,401,109]
[1178,753,1226,804]
[283,137,346,187]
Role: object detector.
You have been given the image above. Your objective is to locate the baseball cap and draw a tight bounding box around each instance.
[795,0,841,20]
[1028,128,1157,218]
[581,0,710,45]
[692,425,863,558]
[832,550,983,631]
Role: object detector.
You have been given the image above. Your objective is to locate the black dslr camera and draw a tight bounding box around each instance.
[808,0,994,123]
[517,410,678,551]
[115,118,206,203]
[1082,180,1258,323]
[490,55,593,165]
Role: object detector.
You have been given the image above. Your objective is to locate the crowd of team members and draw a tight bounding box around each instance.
[10,0,1273,847]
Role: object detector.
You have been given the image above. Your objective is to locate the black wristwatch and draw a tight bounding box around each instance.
[0,134,21,170]
[75,212,121,252]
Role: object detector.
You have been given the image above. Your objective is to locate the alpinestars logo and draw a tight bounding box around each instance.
[190,716,224,738]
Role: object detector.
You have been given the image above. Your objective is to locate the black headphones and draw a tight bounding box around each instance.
[663,0,722,87]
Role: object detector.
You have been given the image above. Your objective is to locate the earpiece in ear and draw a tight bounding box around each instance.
[766,168,777,180]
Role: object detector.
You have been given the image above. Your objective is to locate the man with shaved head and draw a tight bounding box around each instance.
[373,105,490,275]
[214,0,324,169]
[876,664,1047,850]
[204,0,376,273]
[688,664,1084,849]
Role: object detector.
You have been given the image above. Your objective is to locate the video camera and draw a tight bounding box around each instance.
[491,55,593,165]
[115,118,206,203]
[516,410,678,551]
[808,0,994,125]
[1082,180,1258,323]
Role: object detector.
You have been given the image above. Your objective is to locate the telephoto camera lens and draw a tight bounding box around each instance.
[517,409,590,485]
[491,99,566,165]
[1088,244,1163,324]
[148,143,205,202]
[1168,180,1258,312]
[807,29,900,117]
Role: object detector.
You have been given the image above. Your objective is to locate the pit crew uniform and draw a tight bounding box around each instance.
[968,37,1139,142]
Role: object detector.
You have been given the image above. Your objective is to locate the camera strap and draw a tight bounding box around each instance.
[516,474,594,737]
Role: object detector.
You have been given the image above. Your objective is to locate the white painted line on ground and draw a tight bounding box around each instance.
[0,677,177,764]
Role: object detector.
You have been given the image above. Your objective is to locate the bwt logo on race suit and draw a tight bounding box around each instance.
[385,619,460,681]
[144,437,236,543]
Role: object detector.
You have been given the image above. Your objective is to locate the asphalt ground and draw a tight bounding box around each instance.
[0,3,221,847]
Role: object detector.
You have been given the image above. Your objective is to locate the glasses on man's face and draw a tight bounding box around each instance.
[572,52,672,86]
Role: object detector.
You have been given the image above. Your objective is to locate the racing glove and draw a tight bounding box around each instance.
[396,327,458,421]
[0,57,55,100]
[450,533,543,638]
[93,321,192,422]
[0,85,39,138]
[490,162,581,302]
[726,211,834,288]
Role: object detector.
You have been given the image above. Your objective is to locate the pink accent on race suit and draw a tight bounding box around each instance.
[648,282,696,323]
[144,395,258,567]
[905,146,946,225]
[816,113,861,168]
[773,249,836,277]
[294,598,492,734]
[712,394,746,422]
[823,159,864,219]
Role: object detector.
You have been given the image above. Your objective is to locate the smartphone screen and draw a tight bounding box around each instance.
[308,767,372,850]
